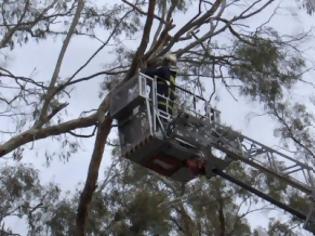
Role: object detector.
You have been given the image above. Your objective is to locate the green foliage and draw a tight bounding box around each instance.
[156,0,190,12]
[288,190,310,219]
[230,30,305,105]
[81,3,143,38]
[96,159,268,235]
[0,160,306,235]
[0,1,313,235]
[0,0,67,48]
[45,198,77,236]
[267,219,298,236]
[264,170,288,201]
[110,190,172,235]
[273,101,315,155]
[0,1,144,49]
[0,164,61,235]
[187,177,252,236]
[299,0,315,14]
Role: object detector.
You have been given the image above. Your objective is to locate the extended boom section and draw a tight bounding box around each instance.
[209,123,314,195]
[208,123,315,232]
[110,73,315,234]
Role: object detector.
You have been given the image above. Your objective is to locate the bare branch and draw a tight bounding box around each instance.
[0,112,98,157]
[64,68,128,87]
[272,106,315,159]
[121,0,167,23]
[34,0,85,128]
[0,0,59,49]
[125,0,156,79]
[63,9,134,86]
[161,0,223,56]
[67,125,97,138]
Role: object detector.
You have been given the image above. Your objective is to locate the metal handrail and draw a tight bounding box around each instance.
[139,72,207,102]
[139,72,219,120]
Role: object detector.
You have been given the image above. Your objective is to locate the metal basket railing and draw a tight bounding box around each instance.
[139,73,220,130]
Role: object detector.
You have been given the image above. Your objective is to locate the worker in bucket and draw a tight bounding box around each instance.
[143,53,178,117]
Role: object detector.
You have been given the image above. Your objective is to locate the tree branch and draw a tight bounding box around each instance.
[0,112,98,157]
[125,0,156,79]
[121,0,166,23]
[160,0,223,56]
[34,0,85,128]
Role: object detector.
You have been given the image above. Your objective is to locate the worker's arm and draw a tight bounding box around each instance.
[143,67,169,80]
[169,74,176,100]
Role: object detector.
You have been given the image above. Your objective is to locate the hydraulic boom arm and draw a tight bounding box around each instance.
[203,123,315,233]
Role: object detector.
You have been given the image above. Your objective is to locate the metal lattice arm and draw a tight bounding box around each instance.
[209,124,315,195]
[205,124,315,234]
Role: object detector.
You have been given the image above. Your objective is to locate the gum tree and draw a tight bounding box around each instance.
[0,0,314,235]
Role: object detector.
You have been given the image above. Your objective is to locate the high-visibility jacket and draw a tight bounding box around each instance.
[143,66,177,114]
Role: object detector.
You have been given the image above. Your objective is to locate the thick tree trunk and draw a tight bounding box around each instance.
[75,115,112,235]
[74,3,156,232]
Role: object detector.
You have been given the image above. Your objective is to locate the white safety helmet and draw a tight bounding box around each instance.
[163,53,178,73]
[164,53,177,65]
